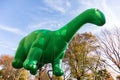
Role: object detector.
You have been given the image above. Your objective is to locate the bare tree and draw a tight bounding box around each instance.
[34,64,51,80]
[97,27,120,73]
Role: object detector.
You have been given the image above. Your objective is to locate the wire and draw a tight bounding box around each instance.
[47,70,53,80]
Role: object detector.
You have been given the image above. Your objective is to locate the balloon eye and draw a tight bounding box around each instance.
[95,8,99,11]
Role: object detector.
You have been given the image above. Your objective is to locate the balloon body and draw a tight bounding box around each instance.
[12,8,105,76]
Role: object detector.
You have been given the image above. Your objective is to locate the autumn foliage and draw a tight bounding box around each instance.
[0,55,28,80]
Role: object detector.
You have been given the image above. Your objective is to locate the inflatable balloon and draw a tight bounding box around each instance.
[12,8,105,76]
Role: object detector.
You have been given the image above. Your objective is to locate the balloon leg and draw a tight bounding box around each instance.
[23,47,42,74]
[12,38,26,69]
[52,59,64,76]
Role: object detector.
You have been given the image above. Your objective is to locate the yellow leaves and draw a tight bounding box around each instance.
[64,32,100,79]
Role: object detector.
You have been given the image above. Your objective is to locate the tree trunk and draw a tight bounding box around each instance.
[38,68,41,80]
[77,76,81,80]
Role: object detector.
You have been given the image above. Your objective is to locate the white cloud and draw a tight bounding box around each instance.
[0,25,26,35]
[66,0,71,7]
[0,40,17,55]
[37,7,53,13]
[28,20,64,31]
[0,43,16,51]
[101,0,120,28]
[43,0,71,14]
[80,0,93,7]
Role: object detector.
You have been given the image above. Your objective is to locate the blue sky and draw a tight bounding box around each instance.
[0,0,120,56]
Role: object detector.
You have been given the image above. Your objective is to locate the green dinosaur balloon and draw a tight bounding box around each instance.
[12,8,105,76]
